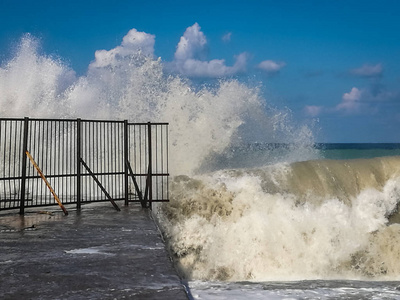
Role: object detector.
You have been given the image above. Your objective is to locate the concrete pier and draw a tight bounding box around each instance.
[0,203,188,299]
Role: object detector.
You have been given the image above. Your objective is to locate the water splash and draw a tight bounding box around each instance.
[0,34,317,175]
[157,157,400,281]
[0,35,76,117]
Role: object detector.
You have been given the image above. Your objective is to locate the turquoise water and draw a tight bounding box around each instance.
[316,143,400,160]
[199,143,400,172]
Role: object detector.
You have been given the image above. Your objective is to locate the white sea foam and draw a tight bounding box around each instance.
[157,157,400,281]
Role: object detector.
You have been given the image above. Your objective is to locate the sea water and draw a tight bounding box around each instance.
[188,280,400,299]
[2,35,400,299]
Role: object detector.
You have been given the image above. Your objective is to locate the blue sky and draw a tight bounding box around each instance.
[1,0,400,142]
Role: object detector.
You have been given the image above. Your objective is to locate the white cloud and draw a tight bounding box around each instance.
[121,28,156,55]
[90,28,155,68]
[336,87,362,113]
[174,23,207,62]
[257,60,286,73]
[342,87,362,102]
[175,53,247,77]
[172,23,247,77]
[222,32,232,42]
[350,63,383,77]
[306,84,399,117]
[88,24,246,78]
[304,105,323,117]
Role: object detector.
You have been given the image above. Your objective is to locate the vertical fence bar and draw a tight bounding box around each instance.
[147,122,152,209]
[19,117,29,215]
[76,118,81,209]
[124,120,129,206]
[12,122,17,200]
[0,120,3,205]
[28,121,34,206]
[166,124,169,201]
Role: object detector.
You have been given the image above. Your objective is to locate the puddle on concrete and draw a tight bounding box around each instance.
[0,210,65,232]
[65,247,115,256]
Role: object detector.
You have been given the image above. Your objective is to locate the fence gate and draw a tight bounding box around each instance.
[0,118,169,214]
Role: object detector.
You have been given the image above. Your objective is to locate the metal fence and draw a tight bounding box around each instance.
[0,118,169,214]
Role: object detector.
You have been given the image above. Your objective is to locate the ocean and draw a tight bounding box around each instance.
[2,36,400,299]
[187,280,400,299]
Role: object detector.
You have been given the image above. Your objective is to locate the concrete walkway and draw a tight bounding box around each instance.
[0,203,189,299]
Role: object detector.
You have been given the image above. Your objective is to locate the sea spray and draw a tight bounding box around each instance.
[0,35,76,117]
[0,34,316,175]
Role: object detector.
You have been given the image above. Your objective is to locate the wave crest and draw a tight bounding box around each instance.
[157,157,400,281]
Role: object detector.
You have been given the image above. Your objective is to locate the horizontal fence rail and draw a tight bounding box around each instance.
[0,118,169,214]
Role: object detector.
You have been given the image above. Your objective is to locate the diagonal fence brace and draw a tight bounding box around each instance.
[125,160,147,208]
[26,151,68,215]
[80,158,121,211]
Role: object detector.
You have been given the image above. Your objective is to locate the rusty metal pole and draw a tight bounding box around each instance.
[26,151,68,215]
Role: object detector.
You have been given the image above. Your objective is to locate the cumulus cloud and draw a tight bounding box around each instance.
[88,24,247,78]
[174,53,248,77]
[90,28,155,68]
[336,87,363,113]
[342,87,362,102]
[172,23,247,77]
[174,23,207,62]
[305,83,400,117]
[257,60,286,74]
[303,87,363,117]
[350,63,383,77]
[222,32,232,42]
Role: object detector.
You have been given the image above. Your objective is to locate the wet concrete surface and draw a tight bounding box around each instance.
[0,202,189,299]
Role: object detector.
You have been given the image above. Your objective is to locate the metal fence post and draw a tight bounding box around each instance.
[124,120,129,206]
[19,117,29,215]
[147,122,152,209]
[76,118,81,210]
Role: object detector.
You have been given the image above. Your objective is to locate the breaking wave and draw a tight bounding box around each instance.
[157,156,400,281]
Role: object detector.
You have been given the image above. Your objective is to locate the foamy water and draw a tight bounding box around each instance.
[157,156,400,282]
